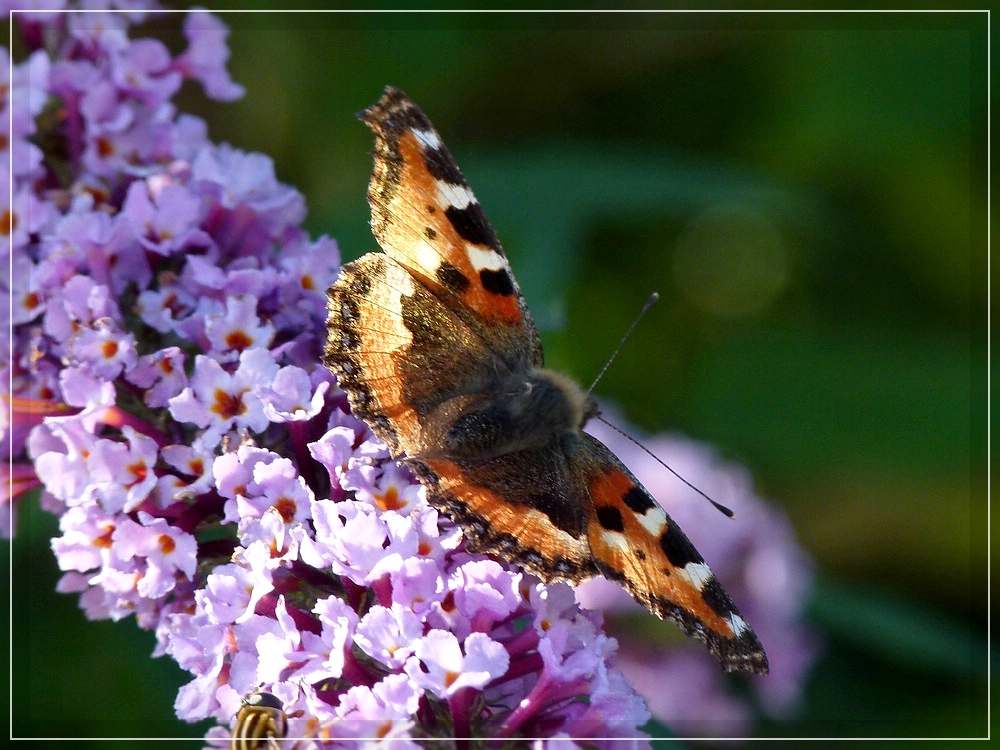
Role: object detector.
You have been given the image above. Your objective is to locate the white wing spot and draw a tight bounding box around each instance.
[414,239,440,276]
[381,261,415,344]
[600,529,630,552]
[728,614,749,636]
[466,244,507,273]
[437,181,477,210]
[411,128,441,150]
[636,506,667,538]
[679,562,713,591]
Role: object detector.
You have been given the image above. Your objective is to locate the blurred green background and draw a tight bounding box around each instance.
[8,4,988,743]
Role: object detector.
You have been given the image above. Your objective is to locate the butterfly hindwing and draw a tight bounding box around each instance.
[407,430,768,673]
[408,449,598,583]
[327,252,508,457]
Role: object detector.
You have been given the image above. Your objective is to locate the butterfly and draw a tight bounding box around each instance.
[324,86,768,674]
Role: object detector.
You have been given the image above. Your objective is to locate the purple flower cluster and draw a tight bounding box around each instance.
[4,6,663,746]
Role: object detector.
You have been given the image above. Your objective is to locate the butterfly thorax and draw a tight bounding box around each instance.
[431,367,597,460]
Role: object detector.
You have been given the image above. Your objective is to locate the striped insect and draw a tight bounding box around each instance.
[231,689,288,750]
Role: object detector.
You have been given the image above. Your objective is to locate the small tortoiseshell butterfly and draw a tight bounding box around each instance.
[325,86,768,674]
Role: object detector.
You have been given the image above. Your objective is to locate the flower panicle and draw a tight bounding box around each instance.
[6,5,660,746]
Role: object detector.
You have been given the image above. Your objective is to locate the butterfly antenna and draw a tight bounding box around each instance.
[586,292,660,394]
[595,417,735,518]
[587,292,732,517]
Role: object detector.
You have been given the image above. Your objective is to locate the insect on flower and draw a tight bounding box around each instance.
[324,86,769,674]
[232,690,288,750]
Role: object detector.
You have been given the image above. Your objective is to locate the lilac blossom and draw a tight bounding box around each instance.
[4,4,817,745]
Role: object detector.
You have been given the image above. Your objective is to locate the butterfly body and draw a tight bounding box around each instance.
[325,87,768,674]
